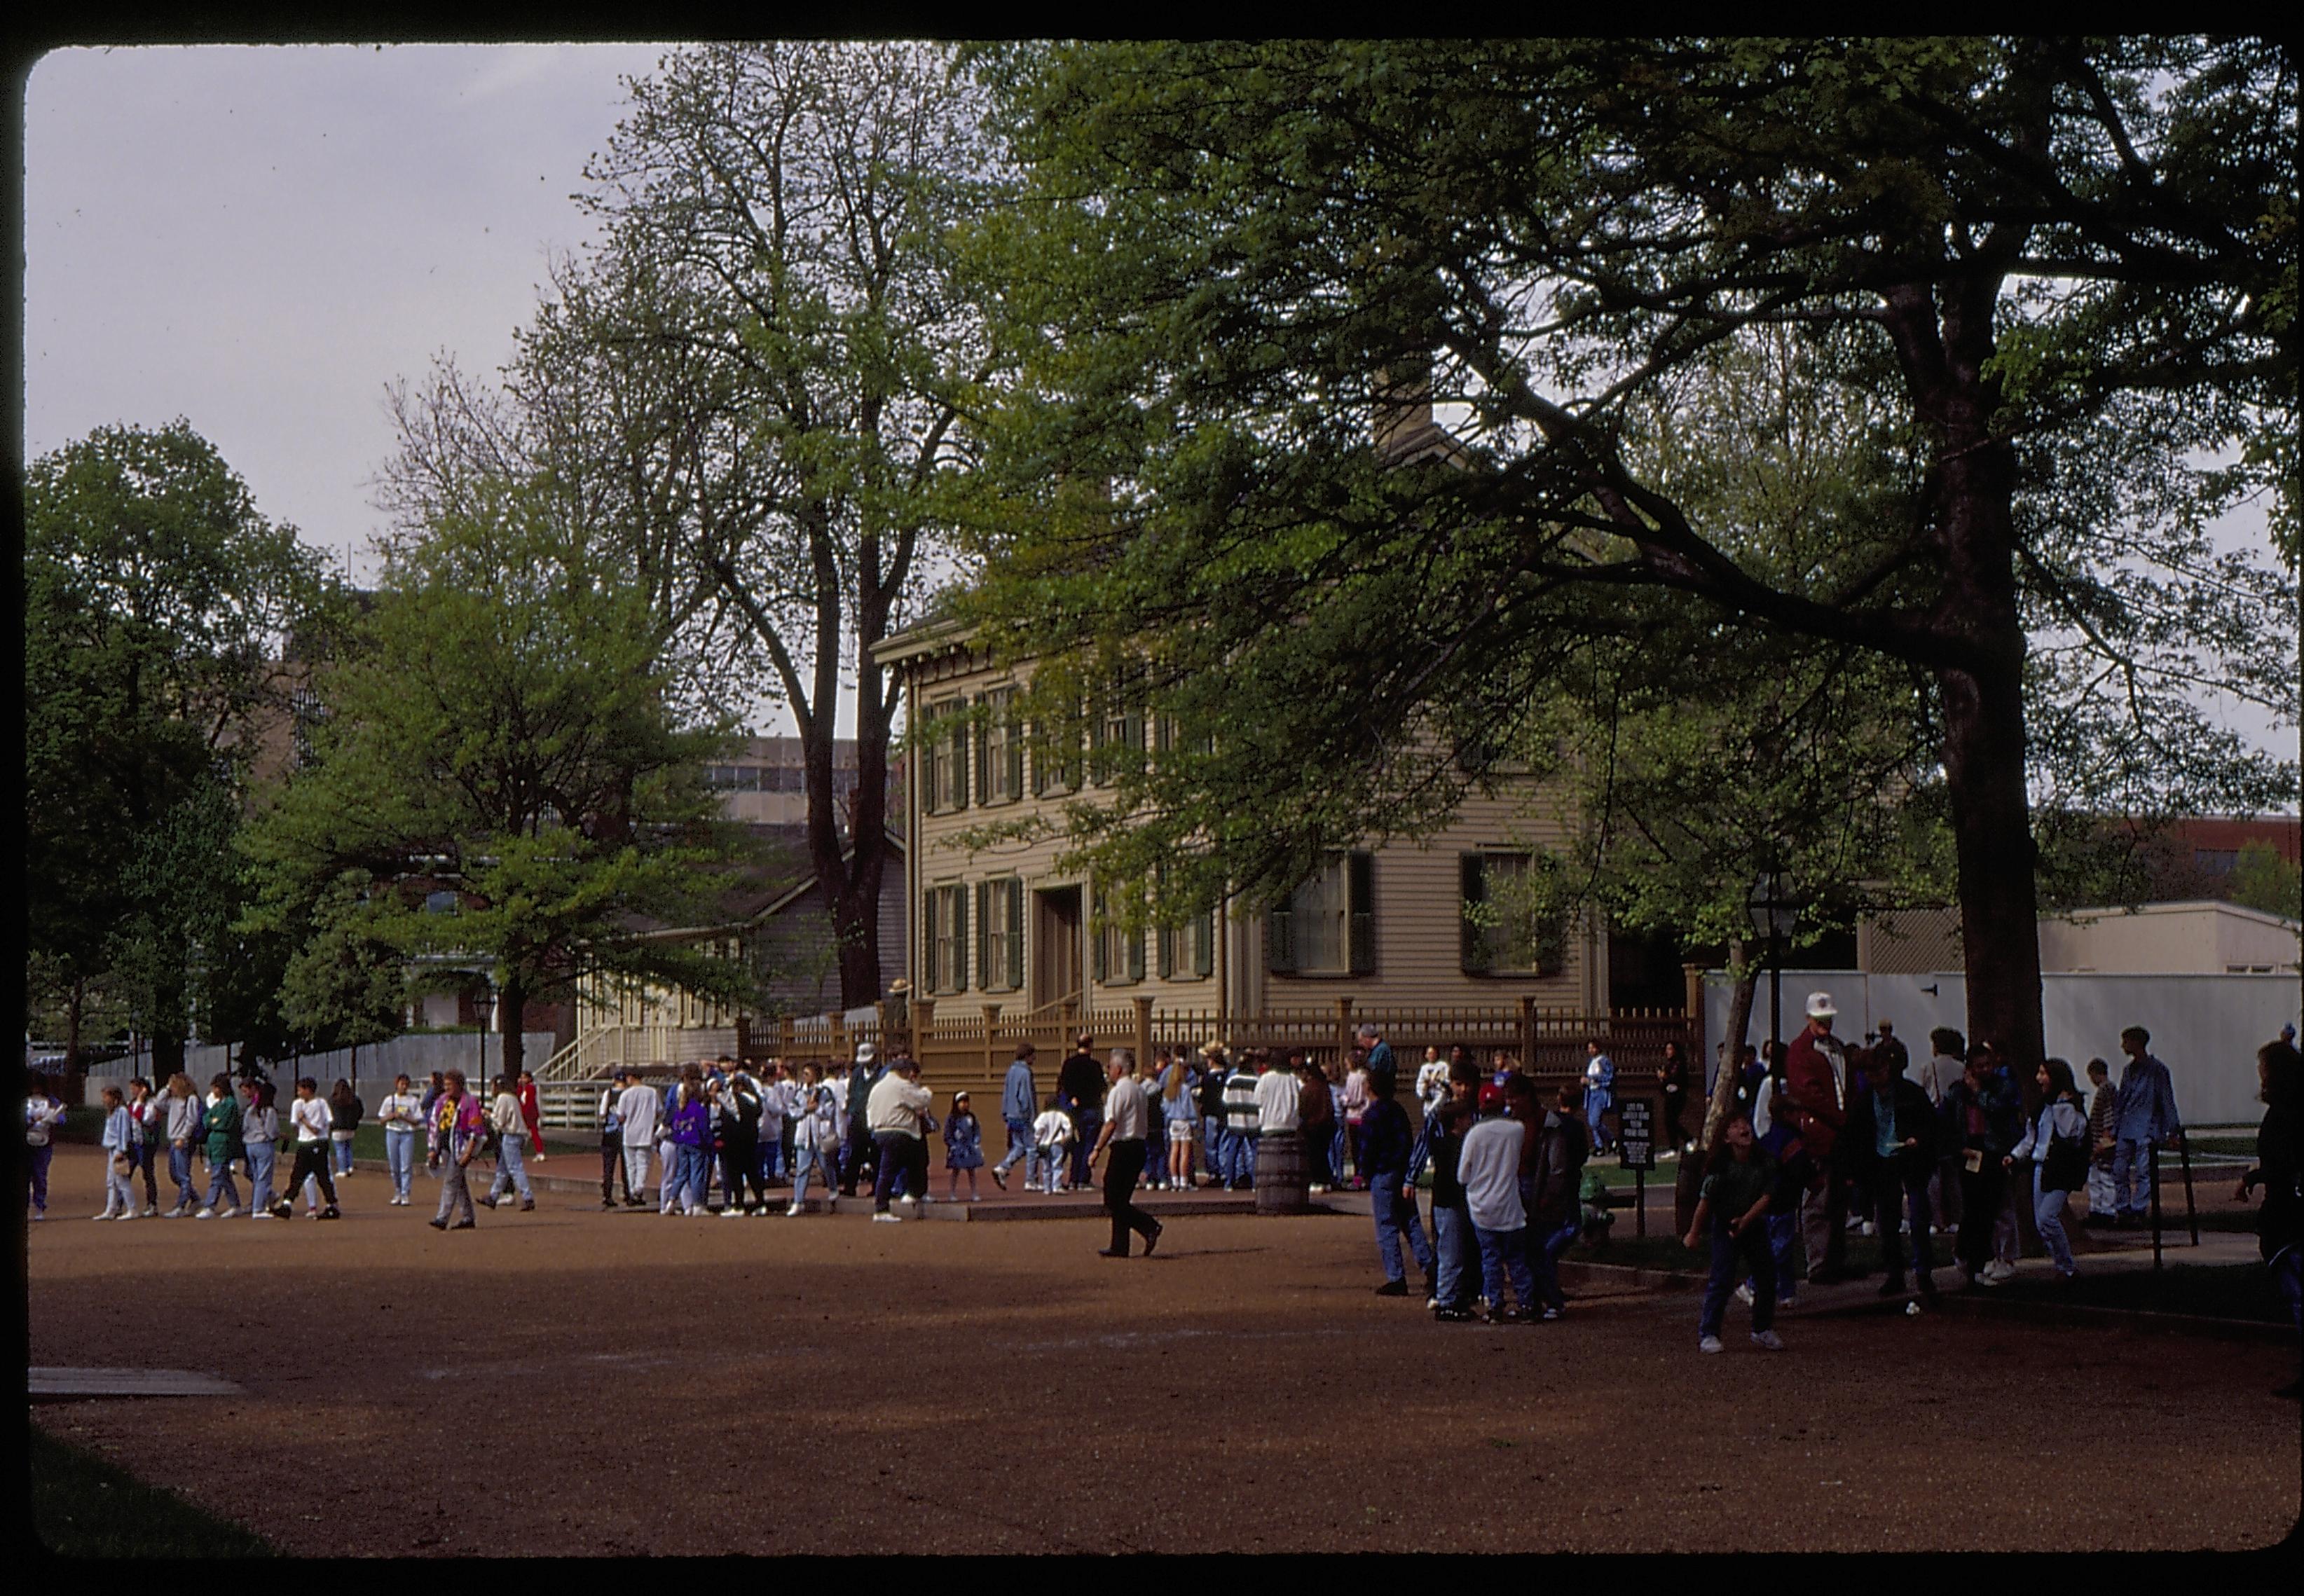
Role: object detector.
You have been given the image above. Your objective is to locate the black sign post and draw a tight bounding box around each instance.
[1619,1098,1655,1239]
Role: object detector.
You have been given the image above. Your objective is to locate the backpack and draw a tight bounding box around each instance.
[2041,1104,2088,1192]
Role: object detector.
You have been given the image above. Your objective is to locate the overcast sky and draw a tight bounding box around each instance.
[20,43,2295,772]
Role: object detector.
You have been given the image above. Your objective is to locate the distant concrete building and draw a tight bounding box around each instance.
[1858,899,2300,976]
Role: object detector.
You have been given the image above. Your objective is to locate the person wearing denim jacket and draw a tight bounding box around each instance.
[994,1043,1040,1192]
[2108,1026,2183,1227]
[2007,1059,2091,1279]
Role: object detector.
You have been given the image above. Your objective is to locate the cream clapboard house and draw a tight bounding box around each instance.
[871,621,1610,1031]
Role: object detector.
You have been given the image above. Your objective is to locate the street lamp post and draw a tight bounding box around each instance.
[1745,872,1799,1068]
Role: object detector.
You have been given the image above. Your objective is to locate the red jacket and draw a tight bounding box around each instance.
[1782,1026,1849,1161]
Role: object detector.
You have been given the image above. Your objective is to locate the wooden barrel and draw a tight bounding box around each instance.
[1254,1129,1309,1214]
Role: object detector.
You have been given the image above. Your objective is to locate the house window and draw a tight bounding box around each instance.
[423,890,460,915]
[976,878,1024,991]
[1267,853,1372,976]
[1460,852,1567,976]
[1090,670,1147,787]
[975,689,1024,806]
[925,701,968,814]
[1091,881,1146,985]
[1031,697,1085,796]
[925,883,969,993]
[1154,862,1216,981]
[2194,848,2239,876]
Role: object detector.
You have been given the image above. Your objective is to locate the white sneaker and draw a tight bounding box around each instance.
[1734,1282,1755,1306]
[785,1203,802,1217]
[1860,1220,1878,1237]
[1750,1330,1785,1351]
[251,1211,276,1220]
[116,1210,139,1222]
[721,1208,742,1219]
[215,1205,240,1219]
[1983,1260,2016,1282]
[92,1211,114,1221]
[195,1207,216,1220]
[1699,1335,1724,1354]
[142,1206,159,1218]
[872,1211,900,1223]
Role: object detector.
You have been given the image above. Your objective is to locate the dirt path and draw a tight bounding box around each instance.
[27,1147,2298,1554]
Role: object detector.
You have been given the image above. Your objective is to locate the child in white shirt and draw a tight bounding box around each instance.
[1034,1096,1077,1195]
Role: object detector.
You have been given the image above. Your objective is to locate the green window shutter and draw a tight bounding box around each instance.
[1156,921,1174,981]
[1460,853,1490,975]
[1348,851,1375,976]
[975,881,990,992]
[954,716,971,810]
[952,884,968,991]
[1090,888,1108,983]
[1006,881,1024,989]
[1126,912,1146,982]
[973,697,989,807]
[1266,907,1296,975]
[1193,910,1215,978]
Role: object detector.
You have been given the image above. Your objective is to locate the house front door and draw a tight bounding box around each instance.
[1034,886,1083,1014]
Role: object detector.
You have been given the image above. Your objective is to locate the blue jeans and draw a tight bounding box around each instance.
[385,1129,417,1199]
[490,1136,535,1204]
[759,1137,784,1182]
[168,1143,197,1208]
[1700,1221,1776,1340]
[247,1141,277,1213]
[997,1120,1035,1181]
[1474,1224,1536,1314]
[2271,1244,2302,1333]
[2110,1137,2155,1217]
[1748,1211,1799,1300]
[1070,1109,1104,1187]
[1433,1204,1474,1308]
[2034,1168,2076,1274]
[1203,1122,1223,1184]
[29,1143,55,1212]
[332,1135,357,1176]
[791,1144,827,1206]
[673,1143,707,1210]
[203,1155,242,1211]
[1371,1183,1434,1285]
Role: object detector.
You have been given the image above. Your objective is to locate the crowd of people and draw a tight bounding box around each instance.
[25,1003,2301,1380]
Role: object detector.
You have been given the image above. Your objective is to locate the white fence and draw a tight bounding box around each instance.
[67,1033,561,1109]
[1703,969,2301,1127]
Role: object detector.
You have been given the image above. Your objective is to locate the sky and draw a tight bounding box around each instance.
[20,43,2297,773]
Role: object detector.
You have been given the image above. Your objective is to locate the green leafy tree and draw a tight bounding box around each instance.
[23,420,331,1080]
[378,41,1006,1009]
[247,480,760,1078]
[960,39,2298,1066]
[2228,840,2303,921]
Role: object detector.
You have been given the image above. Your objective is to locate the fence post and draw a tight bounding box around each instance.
[830,1010,847,1063]
[913,998,936,1069]
[1133,996,1153,1074]
[1336,996,1354,1062]
[1520,994,1537,1075]
[984,1003,1002,1080]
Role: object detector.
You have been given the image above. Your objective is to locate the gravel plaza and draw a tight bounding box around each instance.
[25,1144,2300,1555]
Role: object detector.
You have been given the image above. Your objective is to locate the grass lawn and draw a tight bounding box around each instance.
[1988,1262,2293,1324]
[29,1423,276,1557]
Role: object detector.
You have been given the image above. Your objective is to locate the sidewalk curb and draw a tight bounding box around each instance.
[1805,1288,2297,1344]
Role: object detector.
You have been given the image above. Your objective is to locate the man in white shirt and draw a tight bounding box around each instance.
[1087,1048,1164,1258]
[867,1057,935,1220]
[617,1071,661,1206]
[1252,1050,1301,1135]
[1455,1085,1536,1321]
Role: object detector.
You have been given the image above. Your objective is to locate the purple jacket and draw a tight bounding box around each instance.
[668,1097,713,1148]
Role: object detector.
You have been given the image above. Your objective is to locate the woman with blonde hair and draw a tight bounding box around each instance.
[1163,1051,1198,1193]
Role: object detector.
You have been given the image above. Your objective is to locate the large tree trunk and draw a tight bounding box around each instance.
[498,974,526,1082]
[1939,659,2047,1070]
